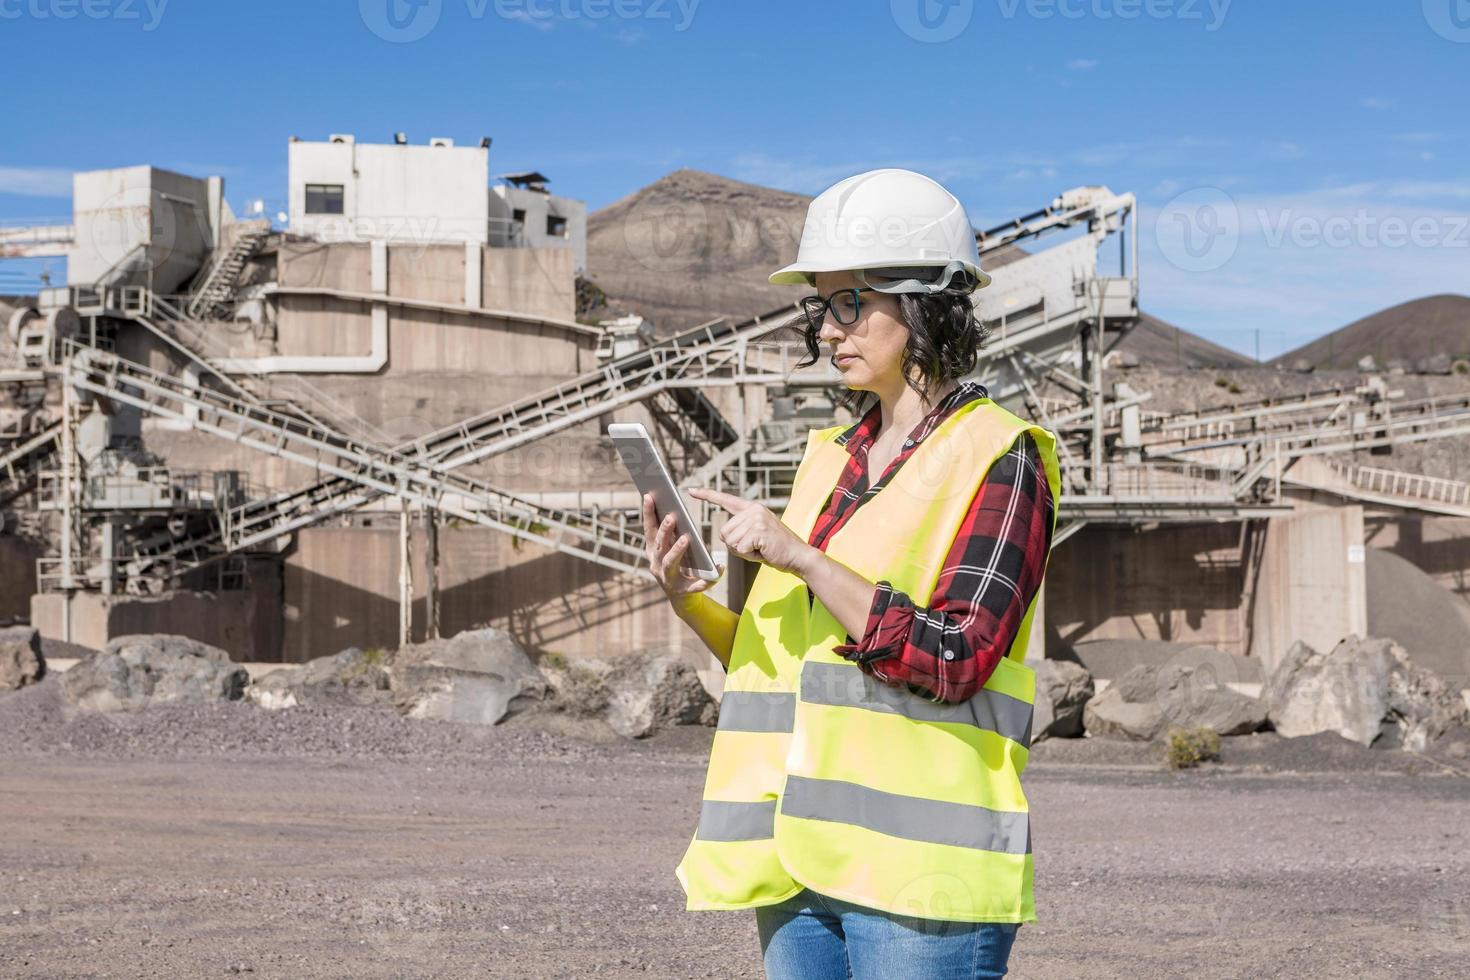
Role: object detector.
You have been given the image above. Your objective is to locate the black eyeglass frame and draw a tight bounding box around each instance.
[800,287,881,330]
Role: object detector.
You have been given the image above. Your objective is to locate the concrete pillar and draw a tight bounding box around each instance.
[424,508,440,641]
[398,498,413,648]
[1248,505,1369,676]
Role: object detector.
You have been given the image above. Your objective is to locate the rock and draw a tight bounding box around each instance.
[1266,636,1470,750]
[1154,663,1269,736]
[543,650,717,738]
[61,634,247,712]
[247,647,390,711]
[1083,662,1268,741]
[1032,659,1094,740]
[1385,358,1409,375]
[392,665,536,725]
[604,651,717,739]
[1291,358,1315,374]
[1356,354,1377,372]
[386,628,548,726]
[0,626,45,691]
[1083,684,1164,740]
[394,628,548,699]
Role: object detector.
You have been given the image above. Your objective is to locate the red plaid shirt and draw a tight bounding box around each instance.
[808,381,1054,704]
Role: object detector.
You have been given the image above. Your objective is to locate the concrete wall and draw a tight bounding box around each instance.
[288,138,490,245]
[282,521,686,662]
[1247,506,1369,676]
[31,559,280,661]
[1046,522,1250,655]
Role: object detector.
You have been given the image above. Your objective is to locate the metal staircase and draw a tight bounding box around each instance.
[186,225,269,321]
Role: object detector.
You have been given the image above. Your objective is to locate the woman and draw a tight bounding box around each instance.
[643,169,1059,979]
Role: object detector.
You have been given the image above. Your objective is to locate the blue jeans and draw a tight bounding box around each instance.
[755,888,1019,979]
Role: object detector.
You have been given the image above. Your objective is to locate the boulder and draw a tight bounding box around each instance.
[543,649,717,738]
[61,634,247,712]
[1385,358,1409,375]
[1083,662,1268,741]
[394,628,548,699]
[1266,635,1470,750]
[1356,354,1377,372]
[1083,683,1164,740]
[604,651,718,739]
[1291,358,1315,374]
[1032,659,1094,740]
[247,647,391,711]
[0,626,45,691]
[387,628,548,726]
[393,665,536,725]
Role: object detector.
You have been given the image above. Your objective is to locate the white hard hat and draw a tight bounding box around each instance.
[769,168,991,293]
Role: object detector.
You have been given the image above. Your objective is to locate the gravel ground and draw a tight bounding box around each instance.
[2,676,1468,979]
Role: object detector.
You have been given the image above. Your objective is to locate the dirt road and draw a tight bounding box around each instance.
[1,680,1467,978]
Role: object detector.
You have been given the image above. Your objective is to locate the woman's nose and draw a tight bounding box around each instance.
[817,316,843,343]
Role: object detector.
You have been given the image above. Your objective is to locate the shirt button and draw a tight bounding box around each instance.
[942,649,955,661]
[904,440,914,448]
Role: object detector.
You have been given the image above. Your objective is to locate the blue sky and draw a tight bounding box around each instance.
[2,0,1466,359]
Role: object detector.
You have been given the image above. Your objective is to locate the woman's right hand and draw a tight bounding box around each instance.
[642,492,722,601]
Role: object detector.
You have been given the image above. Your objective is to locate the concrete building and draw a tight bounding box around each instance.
[488,172,588,273]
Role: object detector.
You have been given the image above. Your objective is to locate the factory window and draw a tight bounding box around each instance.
[305,183,345,215]
[547,214,568,237]
[512,208,526,225]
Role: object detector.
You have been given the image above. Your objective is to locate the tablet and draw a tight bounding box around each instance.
[607,422,722,582]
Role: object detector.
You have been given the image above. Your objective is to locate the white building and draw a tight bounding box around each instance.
[287,135,586,272]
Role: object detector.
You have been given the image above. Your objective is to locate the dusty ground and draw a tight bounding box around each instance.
[2,676,1468,979]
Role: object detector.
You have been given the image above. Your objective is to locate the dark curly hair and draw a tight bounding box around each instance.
[791,284,989,412]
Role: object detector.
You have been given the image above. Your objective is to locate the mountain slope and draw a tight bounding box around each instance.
[1272,294,1470,369]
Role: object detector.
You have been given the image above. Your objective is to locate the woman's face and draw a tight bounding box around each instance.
[812,270,910,393]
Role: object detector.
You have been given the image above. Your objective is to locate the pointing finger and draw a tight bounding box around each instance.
[688,486,748,514]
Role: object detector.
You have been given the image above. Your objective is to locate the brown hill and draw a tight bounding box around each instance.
[1271,294,1470,369]
[1116,310,1255,368]
[585,169,810,332]
[584,169,1028,334]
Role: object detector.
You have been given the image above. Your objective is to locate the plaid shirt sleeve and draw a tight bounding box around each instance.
[832,432,1055,704]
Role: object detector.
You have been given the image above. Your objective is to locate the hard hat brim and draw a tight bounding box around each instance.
[769,260,992,290]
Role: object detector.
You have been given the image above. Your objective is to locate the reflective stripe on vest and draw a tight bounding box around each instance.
[677,398,1060,923]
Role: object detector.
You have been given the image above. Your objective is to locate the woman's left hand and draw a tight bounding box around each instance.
[689,487,816,577]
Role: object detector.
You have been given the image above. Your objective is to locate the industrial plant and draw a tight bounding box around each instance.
[3,132,1470,688]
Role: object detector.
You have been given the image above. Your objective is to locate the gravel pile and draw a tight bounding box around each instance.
[0,673,641,770]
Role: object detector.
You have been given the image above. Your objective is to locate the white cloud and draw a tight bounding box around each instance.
[1067,58,1099,71]
[1361,97,1396,110]
[0,166,73,198]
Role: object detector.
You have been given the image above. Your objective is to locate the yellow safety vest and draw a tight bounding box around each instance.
[676,397,1060,924]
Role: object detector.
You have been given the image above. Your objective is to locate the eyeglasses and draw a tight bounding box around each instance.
[800,287,879,330]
